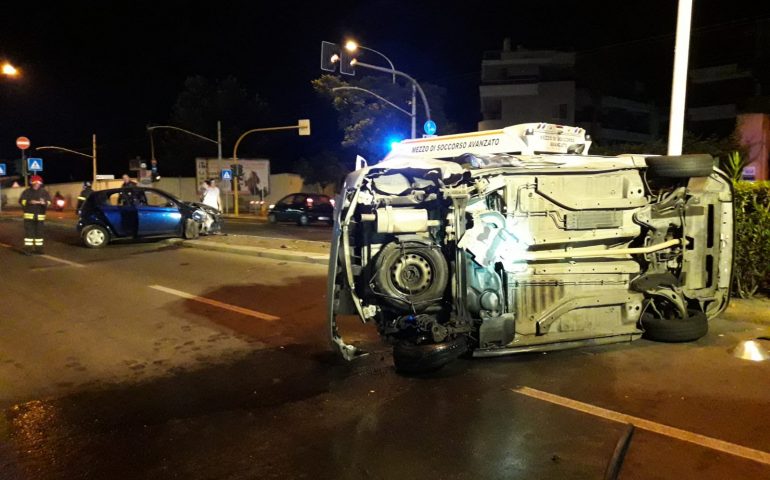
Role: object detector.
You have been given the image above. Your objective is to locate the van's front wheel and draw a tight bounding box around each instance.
[393,336,467,374]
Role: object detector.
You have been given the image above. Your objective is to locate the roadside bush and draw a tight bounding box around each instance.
[732,181,770,298]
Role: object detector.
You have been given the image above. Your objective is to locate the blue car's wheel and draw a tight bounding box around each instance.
[82,225,109,248]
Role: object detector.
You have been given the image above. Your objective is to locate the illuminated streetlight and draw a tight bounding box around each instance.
[345,40,358,52]
[2,63,18,77]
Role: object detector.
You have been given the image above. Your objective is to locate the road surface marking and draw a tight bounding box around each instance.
[39,254,85,268]
[512,386,770,466]
[149,285,280,321]
[1,242,85,268]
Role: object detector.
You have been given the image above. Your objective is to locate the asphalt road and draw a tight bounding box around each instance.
[1,218,769,479]
[222,216,334,242]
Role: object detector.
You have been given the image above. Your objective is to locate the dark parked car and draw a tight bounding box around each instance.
[77,186,222,248]
[267,193,334,226]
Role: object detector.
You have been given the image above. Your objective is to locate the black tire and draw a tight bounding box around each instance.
[641,309,708,342]
[184,219,200,239]
[82,225,110,248]
[267,213,277,224]
[645,154,714,178]
[373,240,449,312]
[297,214,310,226]
[393,336,468,374]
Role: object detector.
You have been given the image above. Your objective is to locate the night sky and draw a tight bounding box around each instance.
[1,0,769,182]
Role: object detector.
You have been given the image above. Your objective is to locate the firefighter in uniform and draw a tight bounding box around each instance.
[76,180,93,214]
[19,175,51,254]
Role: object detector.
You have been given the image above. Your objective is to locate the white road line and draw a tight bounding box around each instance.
[149,284,280,321]
[1,243,85,268]
[39,254,85,268]
[512,386,770,466]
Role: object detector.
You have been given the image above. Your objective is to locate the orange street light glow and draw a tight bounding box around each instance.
[345,40,358,52]
[2,63,18,76]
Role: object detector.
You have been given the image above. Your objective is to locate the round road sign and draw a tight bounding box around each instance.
[16,137,30,150]
[423,120,437,136]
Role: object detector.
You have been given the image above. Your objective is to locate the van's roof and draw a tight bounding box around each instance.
[388,123,591,159]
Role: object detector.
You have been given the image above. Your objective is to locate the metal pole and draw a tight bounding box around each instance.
[217,120,228,213]
[92,134,97,186]
[22,149,27,187]
[231,124,305,216]
[667,0,693,156]
[411,84,417,139]
[355,61,431,122]
[357,45,396,84]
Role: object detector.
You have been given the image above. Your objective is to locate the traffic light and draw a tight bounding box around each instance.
[340,48,356,75]
[321,41,339,72]
[230,163,244,178]
[320,40,356,75]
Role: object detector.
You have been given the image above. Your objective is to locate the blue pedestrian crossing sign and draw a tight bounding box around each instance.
[0,163,6,176]
[27,157,43,172]
[221,169,233,180]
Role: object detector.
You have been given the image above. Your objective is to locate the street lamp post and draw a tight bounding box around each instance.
[667,0,694,156]
[36,134,98,185]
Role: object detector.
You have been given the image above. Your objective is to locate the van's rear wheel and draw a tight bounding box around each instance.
[641,309,708,342]
[645,155,714,178]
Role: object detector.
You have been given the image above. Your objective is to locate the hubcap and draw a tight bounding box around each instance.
[391,253,433,294]
[87,229,105,245]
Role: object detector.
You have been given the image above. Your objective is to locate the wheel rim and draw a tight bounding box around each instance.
[300,215,308,225]
[86,228,105,245]
[391,253,433,294]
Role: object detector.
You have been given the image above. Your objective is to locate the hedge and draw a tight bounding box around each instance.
[732,181,770,298]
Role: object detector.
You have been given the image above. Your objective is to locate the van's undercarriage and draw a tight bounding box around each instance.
[328,153,733,372]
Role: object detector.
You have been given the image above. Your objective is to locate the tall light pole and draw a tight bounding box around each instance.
[36,135,98,186]
[667,0,694,155]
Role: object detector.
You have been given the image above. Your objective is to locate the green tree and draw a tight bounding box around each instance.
[155,75,269,175]
[312,74,456,161]
[293,150,349,190]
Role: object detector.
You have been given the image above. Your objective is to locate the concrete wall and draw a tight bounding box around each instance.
[2,180,119,210]
[1,174,339,211]
[737,113,770,181]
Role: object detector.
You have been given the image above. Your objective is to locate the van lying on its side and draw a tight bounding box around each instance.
[327,124,733,373]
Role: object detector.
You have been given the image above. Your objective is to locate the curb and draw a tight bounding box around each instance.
[181,239,329,265]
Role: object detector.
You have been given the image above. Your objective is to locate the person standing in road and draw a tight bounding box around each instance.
[19,175,51,254]
[118,173,137,205]
[201,179,221,211]
[76,180,93,214]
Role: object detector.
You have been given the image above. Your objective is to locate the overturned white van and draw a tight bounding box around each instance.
[327,124,734,373]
